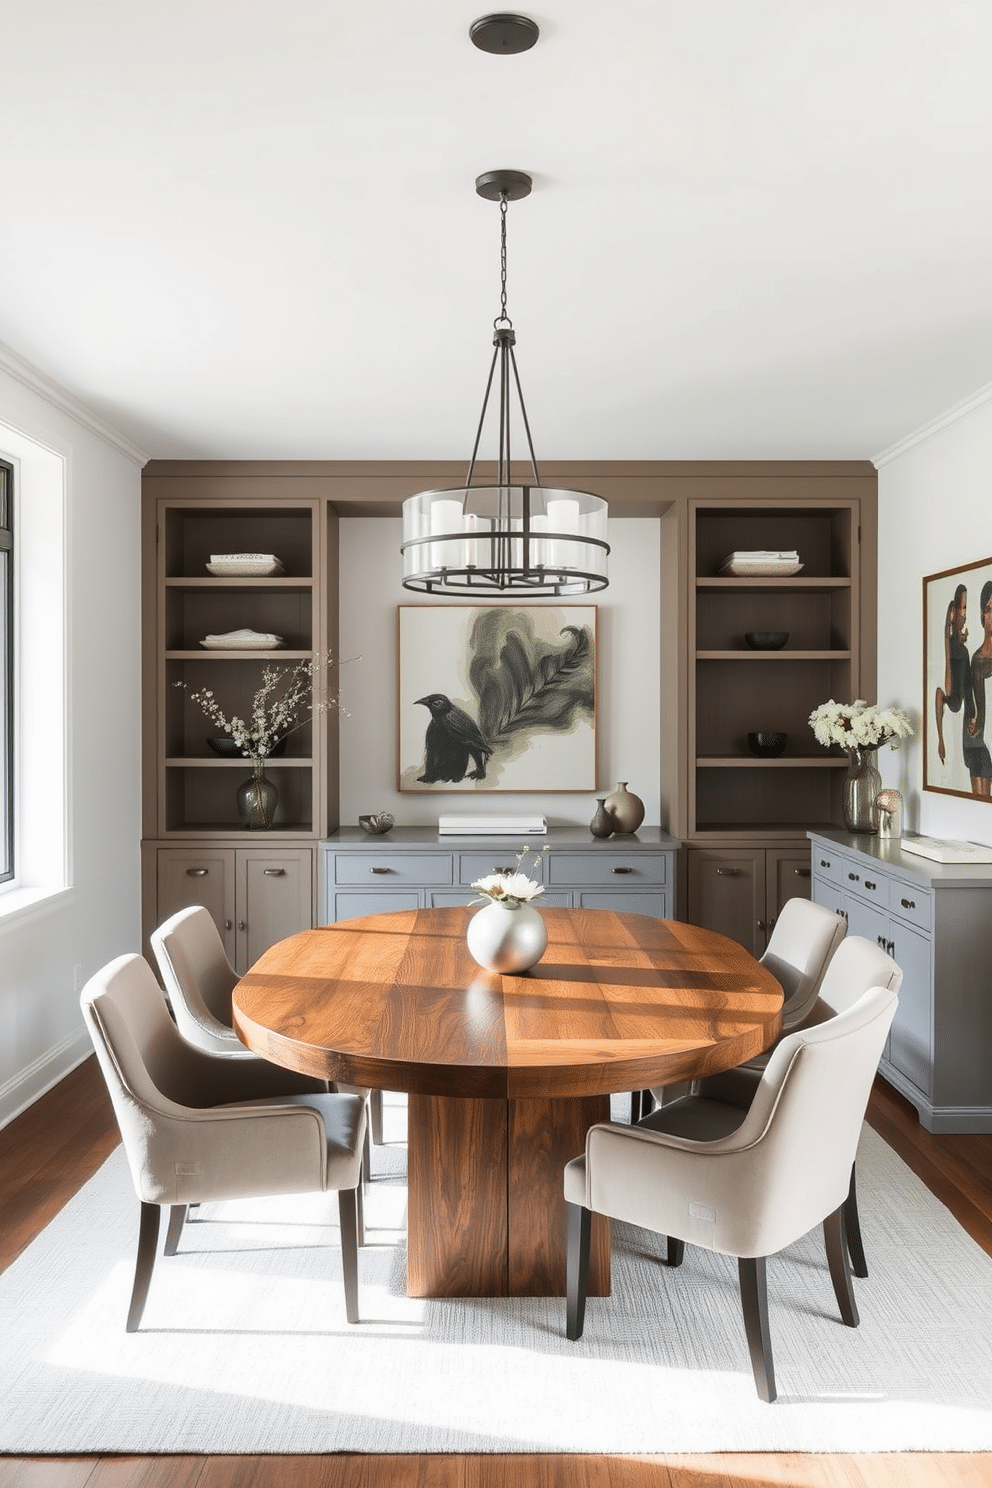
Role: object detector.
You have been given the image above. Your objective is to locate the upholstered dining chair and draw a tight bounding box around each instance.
[692,934,903,1277]
[80,952,367,1331]
[565,982,899,1401]
[631,896,847,1121]
[151,903,385,1146]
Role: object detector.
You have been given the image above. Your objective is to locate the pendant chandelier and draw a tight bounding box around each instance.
[401,170,609,596]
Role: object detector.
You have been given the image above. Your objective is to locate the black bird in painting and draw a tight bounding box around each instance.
[415,694,493,782]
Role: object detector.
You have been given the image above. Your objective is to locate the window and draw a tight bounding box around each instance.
[0,458,12,883]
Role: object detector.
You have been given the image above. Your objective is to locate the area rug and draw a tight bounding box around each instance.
[3,1098,992,1455]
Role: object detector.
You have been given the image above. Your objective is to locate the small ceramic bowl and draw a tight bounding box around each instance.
[207,736,286,757]
[747,732,787,757]
[744,631,789,650]
[359,812,395,835]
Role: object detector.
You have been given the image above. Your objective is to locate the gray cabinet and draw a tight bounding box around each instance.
[320,827,679,926]
[809,830,992,1133]
[148,843,314,975]
[686,845,813,958]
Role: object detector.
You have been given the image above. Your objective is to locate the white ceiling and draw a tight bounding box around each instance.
[2,1,992,463]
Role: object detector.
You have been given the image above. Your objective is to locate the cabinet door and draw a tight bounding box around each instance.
[886,919,933,1098]
[687,848,766,956]
[841,892,887,948]
[236,849,313,974]
[766,850,812,933]
[157,848,236,964]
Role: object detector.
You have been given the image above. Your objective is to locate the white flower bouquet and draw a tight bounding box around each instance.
[808,699,913,752]
[470,843,550,909]
[177,653,348,761]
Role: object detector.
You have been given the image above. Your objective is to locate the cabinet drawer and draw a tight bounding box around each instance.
[577,890,668,917]
[329,890,422,922]
[549,853,667,888]
[456,852,541,885]
[889,882,932,933]
[840,862,889,909]
[810,845,849,889]
[332,853,452,886]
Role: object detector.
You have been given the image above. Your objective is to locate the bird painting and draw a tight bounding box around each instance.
[415,694,493,783]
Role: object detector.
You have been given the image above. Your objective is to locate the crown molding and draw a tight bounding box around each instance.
[0,343,148,466]
[874,381,992,468]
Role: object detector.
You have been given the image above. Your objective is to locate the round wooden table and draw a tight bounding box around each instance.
[232,906,783,1299]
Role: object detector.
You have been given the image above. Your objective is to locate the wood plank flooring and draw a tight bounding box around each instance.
[2,1057,991,1488]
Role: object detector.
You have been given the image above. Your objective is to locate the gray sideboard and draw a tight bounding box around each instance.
[320,826,679,927]
[809,829,992,1134]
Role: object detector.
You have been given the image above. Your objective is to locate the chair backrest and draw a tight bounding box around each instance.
[150,905,239,1051]
[760,897,847,1029]
[813,934,903,1019]
[731,984,899,1253]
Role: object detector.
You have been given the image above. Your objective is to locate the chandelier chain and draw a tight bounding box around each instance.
[496,193,511,328]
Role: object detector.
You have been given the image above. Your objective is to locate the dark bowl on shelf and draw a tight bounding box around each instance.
[207,736,287,758]
[744,631,789,650]
[747,731,787,757]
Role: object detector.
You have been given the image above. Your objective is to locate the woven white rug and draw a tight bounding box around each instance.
[3,1099,992,1454]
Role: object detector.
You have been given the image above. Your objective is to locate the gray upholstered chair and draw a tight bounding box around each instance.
[151,903,384,1146]
[692,934,903,1277]
[565,982,899,1401]
[80,952,367,1331]
[631,896,848,1121]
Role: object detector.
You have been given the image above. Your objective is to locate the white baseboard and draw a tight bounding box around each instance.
[0,1033,92,1131]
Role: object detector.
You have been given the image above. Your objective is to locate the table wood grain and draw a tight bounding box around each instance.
[233,906,783,1297]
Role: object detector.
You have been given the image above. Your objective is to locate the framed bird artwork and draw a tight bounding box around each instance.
[397,605,598,792]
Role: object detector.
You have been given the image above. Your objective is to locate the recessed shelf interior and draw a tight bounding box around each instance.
[694,507,854,581]
[163,506,315,579]
[694,764,842,829]
[164,586,314,651]
[164,763,313,833]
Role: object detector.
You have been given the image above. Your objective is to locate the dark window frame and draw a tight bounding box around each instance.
[0,458,13,883]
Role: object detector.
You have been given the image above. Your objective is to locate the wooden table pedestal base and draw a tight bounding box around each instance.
[406,1093,612,1298]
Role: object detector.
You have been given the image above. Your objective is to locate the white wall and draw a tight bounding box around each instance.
[338,517,662,828]
[0,354,144,1126]
[877,392,992,845]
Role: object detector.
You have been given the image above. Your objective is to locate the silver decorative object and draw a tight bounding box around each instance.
[358,812,395,835]
[873,788,903,839]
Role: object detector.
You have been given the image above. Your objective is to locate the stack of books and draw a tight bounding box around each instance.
[719,549,803,577]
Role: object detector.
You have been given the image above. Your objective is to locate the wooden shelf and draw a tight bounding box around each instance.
[696,576,852,591]
[697,650,852,661]
[696,756,848,768]
[165,757,314,768]
[166,650,312,660]
[165,576,314,588]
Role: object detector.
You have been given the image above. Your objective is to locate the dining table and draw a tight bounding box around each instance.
[231,905,783,1299]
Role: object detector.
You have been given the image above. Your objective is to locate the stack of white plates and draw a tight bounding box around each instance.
[206,553,285,576]
[718,549,803,577]
[199,629,284,650]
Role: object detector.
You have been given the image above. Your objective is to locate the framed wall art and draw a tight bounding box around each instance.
[923,554,992,802]
[398,605,597,792]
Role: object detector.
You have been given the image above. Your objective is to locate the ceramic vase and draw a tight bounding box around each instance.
[466,901,548,974]
[589,798,615,838]
[843,749,882,834]
[603,781,644,834]
[237,759,278,830]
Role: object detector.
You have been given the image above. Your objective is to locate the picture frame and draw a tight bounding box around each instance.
[923,554,992,802]
[397,605,597,792]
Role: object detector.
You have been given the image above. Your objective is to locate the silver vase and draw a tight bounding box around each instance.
[466,901,548,974]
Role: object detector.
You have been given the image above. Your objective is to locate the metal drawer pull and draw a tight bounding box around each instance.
[263,868,285,876]
[848,872,860,882]
[612,866,633,874]
[819,858,831,868]
[225,919,232,931]
[186,867,208,877]
[887,938,895,955]
[716,867,739,876]
[865,879,876,891]
[901,897,916,910]
[370,866,392,875]
[794,867,811,877]
[238,920,246,931]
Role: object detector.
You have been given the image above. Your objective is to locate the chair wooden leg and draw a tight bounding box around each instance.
[665,1236,685,1267]
[163,1204,187,1256]
[566,1201,592,1340]
[370,1087,384,1145]
[126,1202,161,1333]
[355,1168,366,1247]
[824,1202,860,1328]
[337,1187,360,1324]
[362,1125,372,1188]
[844,1161,868,1278]
[738,1255,776,1403]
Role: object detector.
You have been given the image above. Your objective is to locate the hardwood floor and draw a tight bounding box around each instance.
[2,1058,991,1488]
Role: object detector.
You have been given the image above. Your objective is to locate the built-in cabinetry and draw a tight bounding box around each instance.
[320,827,679,925]
[662,484,876,957]
[809,830,992,1134]
[140,473,340,965]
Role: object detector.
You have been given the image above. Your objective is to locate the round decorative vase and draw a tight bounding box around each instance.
[603,781,644,834]
[466,901,548,974]
[589,798,615,838]
[843,749,882,834]
[237,760,278,830]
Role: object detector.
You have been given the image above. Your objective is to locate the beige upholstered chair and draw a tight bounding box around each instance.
[565,983,899,1401]
[631,896,848,1121]
[151,904,385,1145]
[694,934,903,1277]
[80,953,367,1331]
